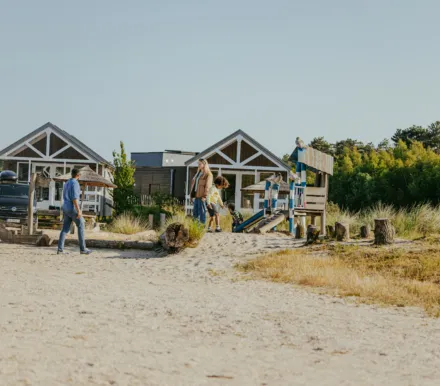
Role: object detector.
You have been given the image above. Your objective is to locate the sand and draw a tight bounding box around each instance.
[1,232,440,386]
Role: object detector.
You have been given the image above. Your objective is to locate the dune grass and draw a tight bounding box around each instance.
[238,242,440,316]
[108,213,150,235]
[326,202,440,239]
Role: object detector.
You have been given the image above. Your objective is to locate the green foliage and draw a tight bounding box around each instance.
[329,138,440,210]
[111,141,137,215]
[131,205,172,228]
[295,121,440,212]
[150,192,182,215]
[391,121,440,150]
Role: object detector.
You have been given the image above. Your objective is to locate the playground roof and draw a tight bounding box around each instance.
[289,147,334,175]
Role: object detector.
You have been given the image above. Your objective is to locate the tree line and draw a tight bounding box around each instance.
[284,121,440,211]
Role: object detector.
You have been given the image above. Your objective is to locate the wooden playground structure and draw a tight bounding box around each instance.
[235,139,334,236]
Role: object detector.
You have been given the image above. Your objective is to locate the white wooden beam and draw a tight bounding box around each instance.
[4,131,49,157]
[236,139,242,164]
[50,144,71,159]
[206,164,288,171]
[216,150,236,165]
[25,142,46,158]
[239,151,262,167]
[46,131,51,156]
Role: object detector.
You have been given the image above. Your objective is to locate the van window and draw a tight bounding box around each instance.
[0,184,29,198]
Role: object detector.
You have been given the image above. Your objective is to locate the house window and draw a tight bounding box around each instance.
[17,163,29,183]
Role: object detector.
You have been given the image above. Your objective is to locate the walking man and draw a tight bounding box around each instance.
[57,169,92,254]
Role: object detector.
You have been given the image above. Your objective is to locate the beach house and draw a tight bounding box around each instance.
[184,130,292,213]
[0,122,114,216]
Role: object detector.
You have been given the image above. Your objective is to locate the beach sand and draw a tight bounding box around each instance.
[1,232,440,385]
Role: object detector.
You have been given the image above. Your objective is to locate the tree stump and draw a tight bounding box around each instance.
[306,225,320,244]
[360,224,371,239]
[374,218,394,245]
[36,234,54,247]
[326,225,335,238]
[160,222,190,253]
[295,223,305,239]
[335,222,349,241]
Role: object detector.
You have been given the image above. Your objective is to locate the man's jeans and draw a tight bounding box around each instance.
[193,198,207,224]
[57,210,87,252]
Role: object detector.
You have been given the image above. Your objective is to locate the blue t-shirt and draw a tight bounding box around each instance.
[62,178,81,212]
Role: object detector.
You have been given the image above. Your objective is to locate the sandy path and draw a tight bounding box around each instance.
[1,233,440,386]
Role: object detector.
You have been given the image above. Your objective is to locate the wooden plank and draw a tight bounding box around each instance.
[304,203,325,211]
[306,187,327,196]
[305,195,327,204]
[254,213,286,234]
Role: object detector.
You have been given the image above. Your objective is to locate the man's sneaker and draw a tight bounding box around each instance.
[215,228,222,233]
[57,249,63,255]
[207,228,213,233]
[80,249,93,255]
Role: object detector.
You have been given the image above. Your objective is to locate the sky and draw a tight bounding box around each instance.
[0,0,439,161]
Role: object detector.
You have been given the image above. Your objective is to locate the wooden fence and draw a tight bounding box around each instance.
[128,195,185,207]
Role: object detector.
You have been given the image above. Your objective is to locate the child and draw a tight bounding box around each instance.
[206,176,229,232]
[228,203,244,231]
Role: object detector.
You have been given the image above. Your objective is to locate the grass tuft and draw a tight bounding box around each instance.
[108,213,150,235]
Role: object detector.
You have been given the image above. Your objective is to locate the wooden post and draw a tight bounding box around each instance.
[335,222,349,241]
[360,224,371,239]
[295,222,305,239]
[27,173,37,235]
[307,224,320,244]
[321,173,328,236]
[148,214,154,229]
[320,211,326,236]
[80,183,86,211]
[326,225,335,238]
[160,213,166,228]
[311,215,317,226]
[374,219,394,245]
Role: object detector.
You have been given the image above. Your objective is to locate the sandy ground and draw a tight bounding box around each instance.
[1,233,440,386]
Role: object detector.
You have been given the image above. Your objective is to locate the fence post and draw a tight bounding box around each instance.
[148,214,154,229]
[160,213,166,229]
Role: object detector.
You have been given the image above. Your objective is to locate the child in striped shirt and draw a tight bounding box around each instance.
[228,203,244,231]
[206,176,229,233]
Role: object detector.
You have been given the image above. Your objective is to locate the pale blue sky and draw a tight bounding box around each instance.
[1,0,439,161]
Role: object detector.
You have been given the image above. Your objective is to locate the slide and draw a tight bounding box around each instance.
[253,212,287,234]
[233,210,264,233]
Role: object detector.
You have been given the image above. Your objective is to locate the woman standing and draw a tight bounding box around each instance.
[190,158,213,225]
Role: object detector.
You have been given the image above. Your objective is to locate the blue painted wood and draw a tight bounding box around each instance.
[232,210,264,233]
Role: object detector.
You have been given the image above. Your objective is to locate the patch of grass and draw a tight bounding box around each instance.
[326,202,440,239]
[238,243,440,316]
[108,213,150,235]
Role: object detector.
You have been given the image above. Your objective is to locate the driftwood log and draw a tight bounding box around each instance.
[326,225,335,238]
[306,225,320,244]
[295,223,305,239]
[360,224,371,239]
[160,222,190,253]
[374,218,395,245]
[335,222,349,241]
[64,239,156,250]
